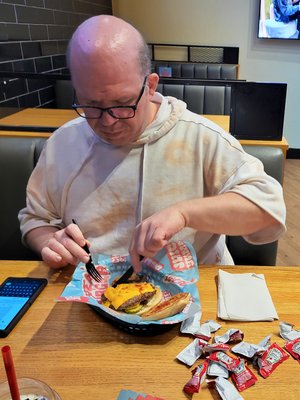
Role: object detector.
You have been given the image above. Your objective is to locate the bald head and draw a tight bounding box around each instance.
[68,15,151,83]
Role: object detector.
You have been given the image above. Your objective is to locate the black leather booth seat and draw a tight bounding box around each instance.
[156,83,231,115]
[0,137,46,260]
[152,61,238,80]
[0,136,283,265]
[54,80,231,115]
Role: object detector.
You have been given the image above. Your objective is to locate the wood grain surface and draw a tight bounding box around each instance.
[0,261,299,399]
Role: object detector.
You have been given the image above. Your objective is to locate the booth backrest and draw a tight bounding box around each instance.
[0,137,283,265]
[55,80,232,115]
[0,137,46,260]
[156,83,231,115]
[152,62,239,80]
[226,145,284,266]
[55,80,74,109]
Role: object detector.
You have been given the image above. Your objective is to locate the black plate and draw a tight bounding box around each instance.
[90,305,176,336]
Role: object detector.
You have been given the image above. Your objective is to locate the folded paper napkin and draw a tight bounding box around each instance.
[217,269,278,321]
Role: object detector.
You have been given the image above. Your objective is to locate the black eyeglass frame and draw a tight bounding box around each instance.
[72,76,148,120]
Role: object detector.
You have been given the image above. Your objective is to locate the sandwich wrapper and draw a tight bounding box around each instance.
[218,269,278,321]
[57,241,201,325]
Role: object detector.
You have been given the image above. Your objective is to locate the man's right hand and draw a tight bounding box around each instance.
[25,223,90,269]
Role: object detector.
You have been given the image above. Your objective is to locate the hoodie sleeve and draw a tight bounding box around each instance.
[221,153,286,244]
[18,140,65,240]
[18,119,94,242]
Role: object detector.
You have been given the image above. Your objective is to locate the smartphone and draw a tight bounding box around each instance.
[0,277,48,338]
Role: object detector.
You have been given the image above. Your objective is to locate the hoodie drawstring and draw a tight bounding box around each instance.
[135,143,148,225]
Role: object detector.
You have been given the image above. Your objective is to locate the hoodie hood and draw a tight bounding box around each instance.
[132,92,187,147]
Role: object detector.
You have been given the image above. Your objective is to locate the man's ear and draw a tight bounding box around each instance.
[147,73,159,96]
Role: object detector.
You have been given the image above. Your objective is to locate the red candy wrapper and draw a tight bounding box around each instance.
[258,342,289,378]
[207,351,240,371]
[232,359,257,392]
[183,361,208,394]
[203,343,231,354]
[284,337,300,363]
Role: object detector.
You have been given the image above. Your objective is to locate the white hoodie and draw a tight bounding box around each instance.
[19,93,286,265]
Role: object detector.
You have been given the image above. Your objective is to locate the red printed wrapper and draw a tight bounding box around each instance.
[284,337,300,363]
[183,361,208,394]
[58,241,201,326]
[258,342,289,378]
[207,351,240,371]
[203,343,231,354]
[232,359,257,392]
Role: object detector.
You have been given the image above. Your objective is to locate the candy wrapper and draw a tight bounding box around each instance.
[207,351,240,372]
[214,329,244,344]
[176,338,207,366]
[231,335,271,359]
[180,311,202,336]
[57,241,200,326]
[204,343,231,355]
[257,342,289,378]
[231,359,257,392]
[183,361,208,394]
[180,317,221,339]
[208,376,244,400]
[207,361,229,378]
[284,337,300,363]
[280,321,300,341]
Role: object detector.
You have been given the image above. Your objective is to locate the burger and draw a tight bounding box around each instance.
[101,275,191,321]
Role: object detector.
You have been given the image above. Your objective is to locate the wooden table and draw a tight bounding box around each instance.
[0,261,299,399]
[0,109,289,158]
[205,114,289,159]
[0,108,77,129]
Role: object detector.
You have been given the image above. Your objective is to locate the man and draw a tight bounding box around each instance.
[273,0,300,37]
[19,15,286,272]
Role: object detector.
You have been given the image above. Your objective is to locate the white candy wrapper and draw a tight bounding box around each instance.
[176,338,206,366]
[214,329,244,344]
[207,361,229,378]
[214,376,244,400]
[180,311,202,335]
[232,335,271,358]
[205,320,222,333]
[257,335,272,348]
[181,318,221,339]
[198,320,223,340]
[280,321,300,341]
[57,241,200,326]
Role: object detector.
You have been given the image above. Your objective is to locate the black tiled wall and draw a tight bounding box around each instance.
[0,0,112,116]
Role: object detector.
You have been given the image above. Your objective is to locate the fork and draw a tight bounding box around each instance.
[72,219,102,282]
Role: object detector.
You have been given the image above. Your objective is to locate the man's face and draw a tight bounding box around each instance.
[73,73,158,146]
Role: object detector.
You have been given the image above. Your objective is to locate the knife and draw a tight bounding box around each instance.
[112,266,134,288]
[112,255,143,288]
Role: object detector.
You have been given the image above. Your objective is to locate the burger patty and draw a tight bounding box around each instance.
[118,290,156,310]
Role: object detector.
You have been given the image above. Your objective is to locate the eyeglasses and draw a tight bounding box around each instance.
[72,76,148,120]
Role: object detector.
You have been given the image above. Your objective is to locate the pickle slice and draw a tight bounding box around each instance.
[124,303,143,314]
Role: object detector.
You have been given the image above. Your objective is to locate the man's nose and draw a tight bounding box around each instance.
[100,110,119,126]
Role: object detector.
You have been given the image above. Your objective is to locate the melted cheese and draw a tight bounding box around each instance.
[104,282,155,310]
